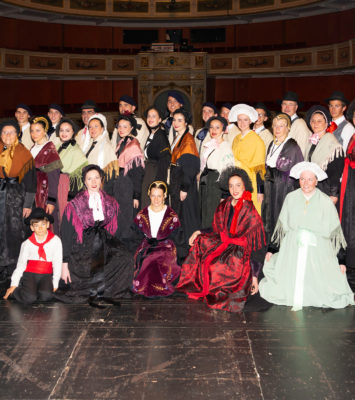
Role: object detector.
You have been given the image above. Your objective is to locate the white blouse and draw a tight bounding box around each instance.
[148,206,167,238]
[88,191,104,221]
[30,141,48,159]
[266,136,291,168]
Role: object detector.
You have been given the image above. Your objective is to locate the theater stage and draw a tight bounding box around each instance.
[0,297,354,400]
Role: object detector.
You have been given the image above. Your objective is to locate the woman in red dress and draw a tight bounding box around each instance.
[176,166,265,312]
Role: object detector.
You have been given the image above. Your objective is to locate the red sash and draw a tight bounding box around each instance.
[25,260,53,274]
[188,231,247,300]
[339,139,355,221]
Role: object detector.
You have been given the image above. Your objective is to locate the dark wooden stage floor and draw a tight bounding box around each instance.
[0,297,354,400]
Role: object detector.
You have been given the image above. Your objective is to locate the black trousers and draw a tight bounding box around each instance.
[13,272,53,304]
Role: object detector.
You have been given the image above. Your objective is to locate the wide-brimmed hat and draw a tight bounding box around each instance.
[25,207,54,225]
[325,91,349,105]
[229,104,258,123]
[81,100,98,112]
[277,91,303,108]
[290,161,328,181]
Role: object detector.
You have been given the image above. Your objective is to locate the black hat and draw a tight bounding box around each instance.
[206,116,228,131]
[305,105,331,130]
[202,102,219,115]
[25,207,54,225]
[117,114,138,136]
[15,103,33,117]
[119,95,137,108]
[325,91,349,105]
[254,102,271,119]
[56,118,79,137]
[221,102,233,110]
[278,91,303,108]
[82,164,104,184]
[167,91,184,105]
[0,119,21,136]
[48,103,65,116]
[81,100,98,112]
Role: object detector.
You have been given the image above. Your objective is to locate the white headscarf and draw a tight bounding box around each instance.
[87,113,109,169]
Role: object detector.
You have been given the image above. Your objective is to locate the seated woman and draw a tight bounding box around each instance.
[132,181,181,297]
[55,118,88,226]
[199,116,235,228]
[259,162,354,311]
[176,167,266,312]
[30,116,62,216]
[141,107,171,209]
[262,113,303,242]
[55,164,133,306]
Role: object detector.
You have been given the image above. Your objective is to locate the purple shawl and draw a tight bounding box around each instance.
[64,189,119,243]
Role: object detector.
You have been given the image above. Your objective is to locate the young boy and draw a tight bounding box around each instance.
[3,208,62,304]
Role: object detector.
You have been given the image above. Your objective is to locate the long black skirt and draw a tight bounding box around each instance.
[55,226,134,303]
[199,169,220,229]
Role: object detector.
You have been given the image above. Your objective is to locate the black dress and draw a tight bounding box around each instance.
[141,126,171,208]
[262,138,303,242]
[0,144,36,297]
[54,191,134,303]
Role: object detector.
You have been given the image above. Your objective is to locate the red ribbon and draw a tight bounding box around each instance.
[230,191,252,235]
[28,230,55,261]
[188,231,247,300]
[326,121,338,133]
[25,260,53,274]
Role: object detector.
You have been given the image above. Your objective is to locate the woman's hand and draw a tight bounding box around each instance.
[3,286,16,299]
[133,199,139,209]
[250,277,259,295]
[23,208,31,218]
[340,264,346,274]
[180,191,187,202]
[61,263,71,284]
[330,196,338,205]
[265,252,273,262]
[257,193,264,205]
[46,204,55,214]
[189,230,201,247]
[196,173,200,182]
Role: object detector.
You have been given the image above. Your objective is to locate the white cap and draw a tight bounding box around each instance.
[229,104,258,124]
[289,161,328,181]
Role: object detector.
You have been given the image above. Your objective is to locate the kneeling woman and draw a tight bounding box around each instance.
[55,165,133,305]
[132,181,181,297]
[176,167,266,312]
[259,162,354,311]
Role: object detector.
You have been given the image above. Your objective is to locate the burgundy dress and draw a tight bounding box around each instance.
[132,206,181,297]
[176,197,265,312]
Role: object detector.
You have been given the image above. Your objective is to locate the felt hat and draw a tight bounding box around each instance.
[15,103,33,117]
[81,100,98,112]
[25,207,54,225]
[229,104,258,124]
[290,161,328,181]
[119,95,137,108]
[325,91,349,105]
[202,102,219,114]
[48,103,65,116]
[167,91,184,105]
[278,91,303,108]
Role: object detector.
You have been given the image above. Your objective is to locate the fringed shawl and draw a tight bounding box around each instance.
[116,136,144,175]
[171,130,199,165]
[306,133,344,170]
[213,196,266,255]
[64,189,119,243]
[34,142,63,173]
[0,142,34,183]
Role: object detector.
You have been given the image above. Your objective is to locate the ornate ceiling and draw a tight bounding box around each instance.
[0,0,353,27]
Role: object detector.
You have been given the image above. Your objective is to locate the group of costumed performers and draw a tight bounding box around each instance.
[0,120,36,297]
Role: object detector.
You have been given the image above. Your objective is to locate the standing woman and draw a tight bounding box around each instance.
[55,118,88,226]
[106,114,144,239]
[229,104,266,214]
[0,120,36,296]
[199,116,234,228]
[169,108,200,261]
[30,116,62,215]
[305,105,344,204]
[56,164,133,305]
[132,181,181,297]
[141,107,171,208]
[262,113,303,242]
